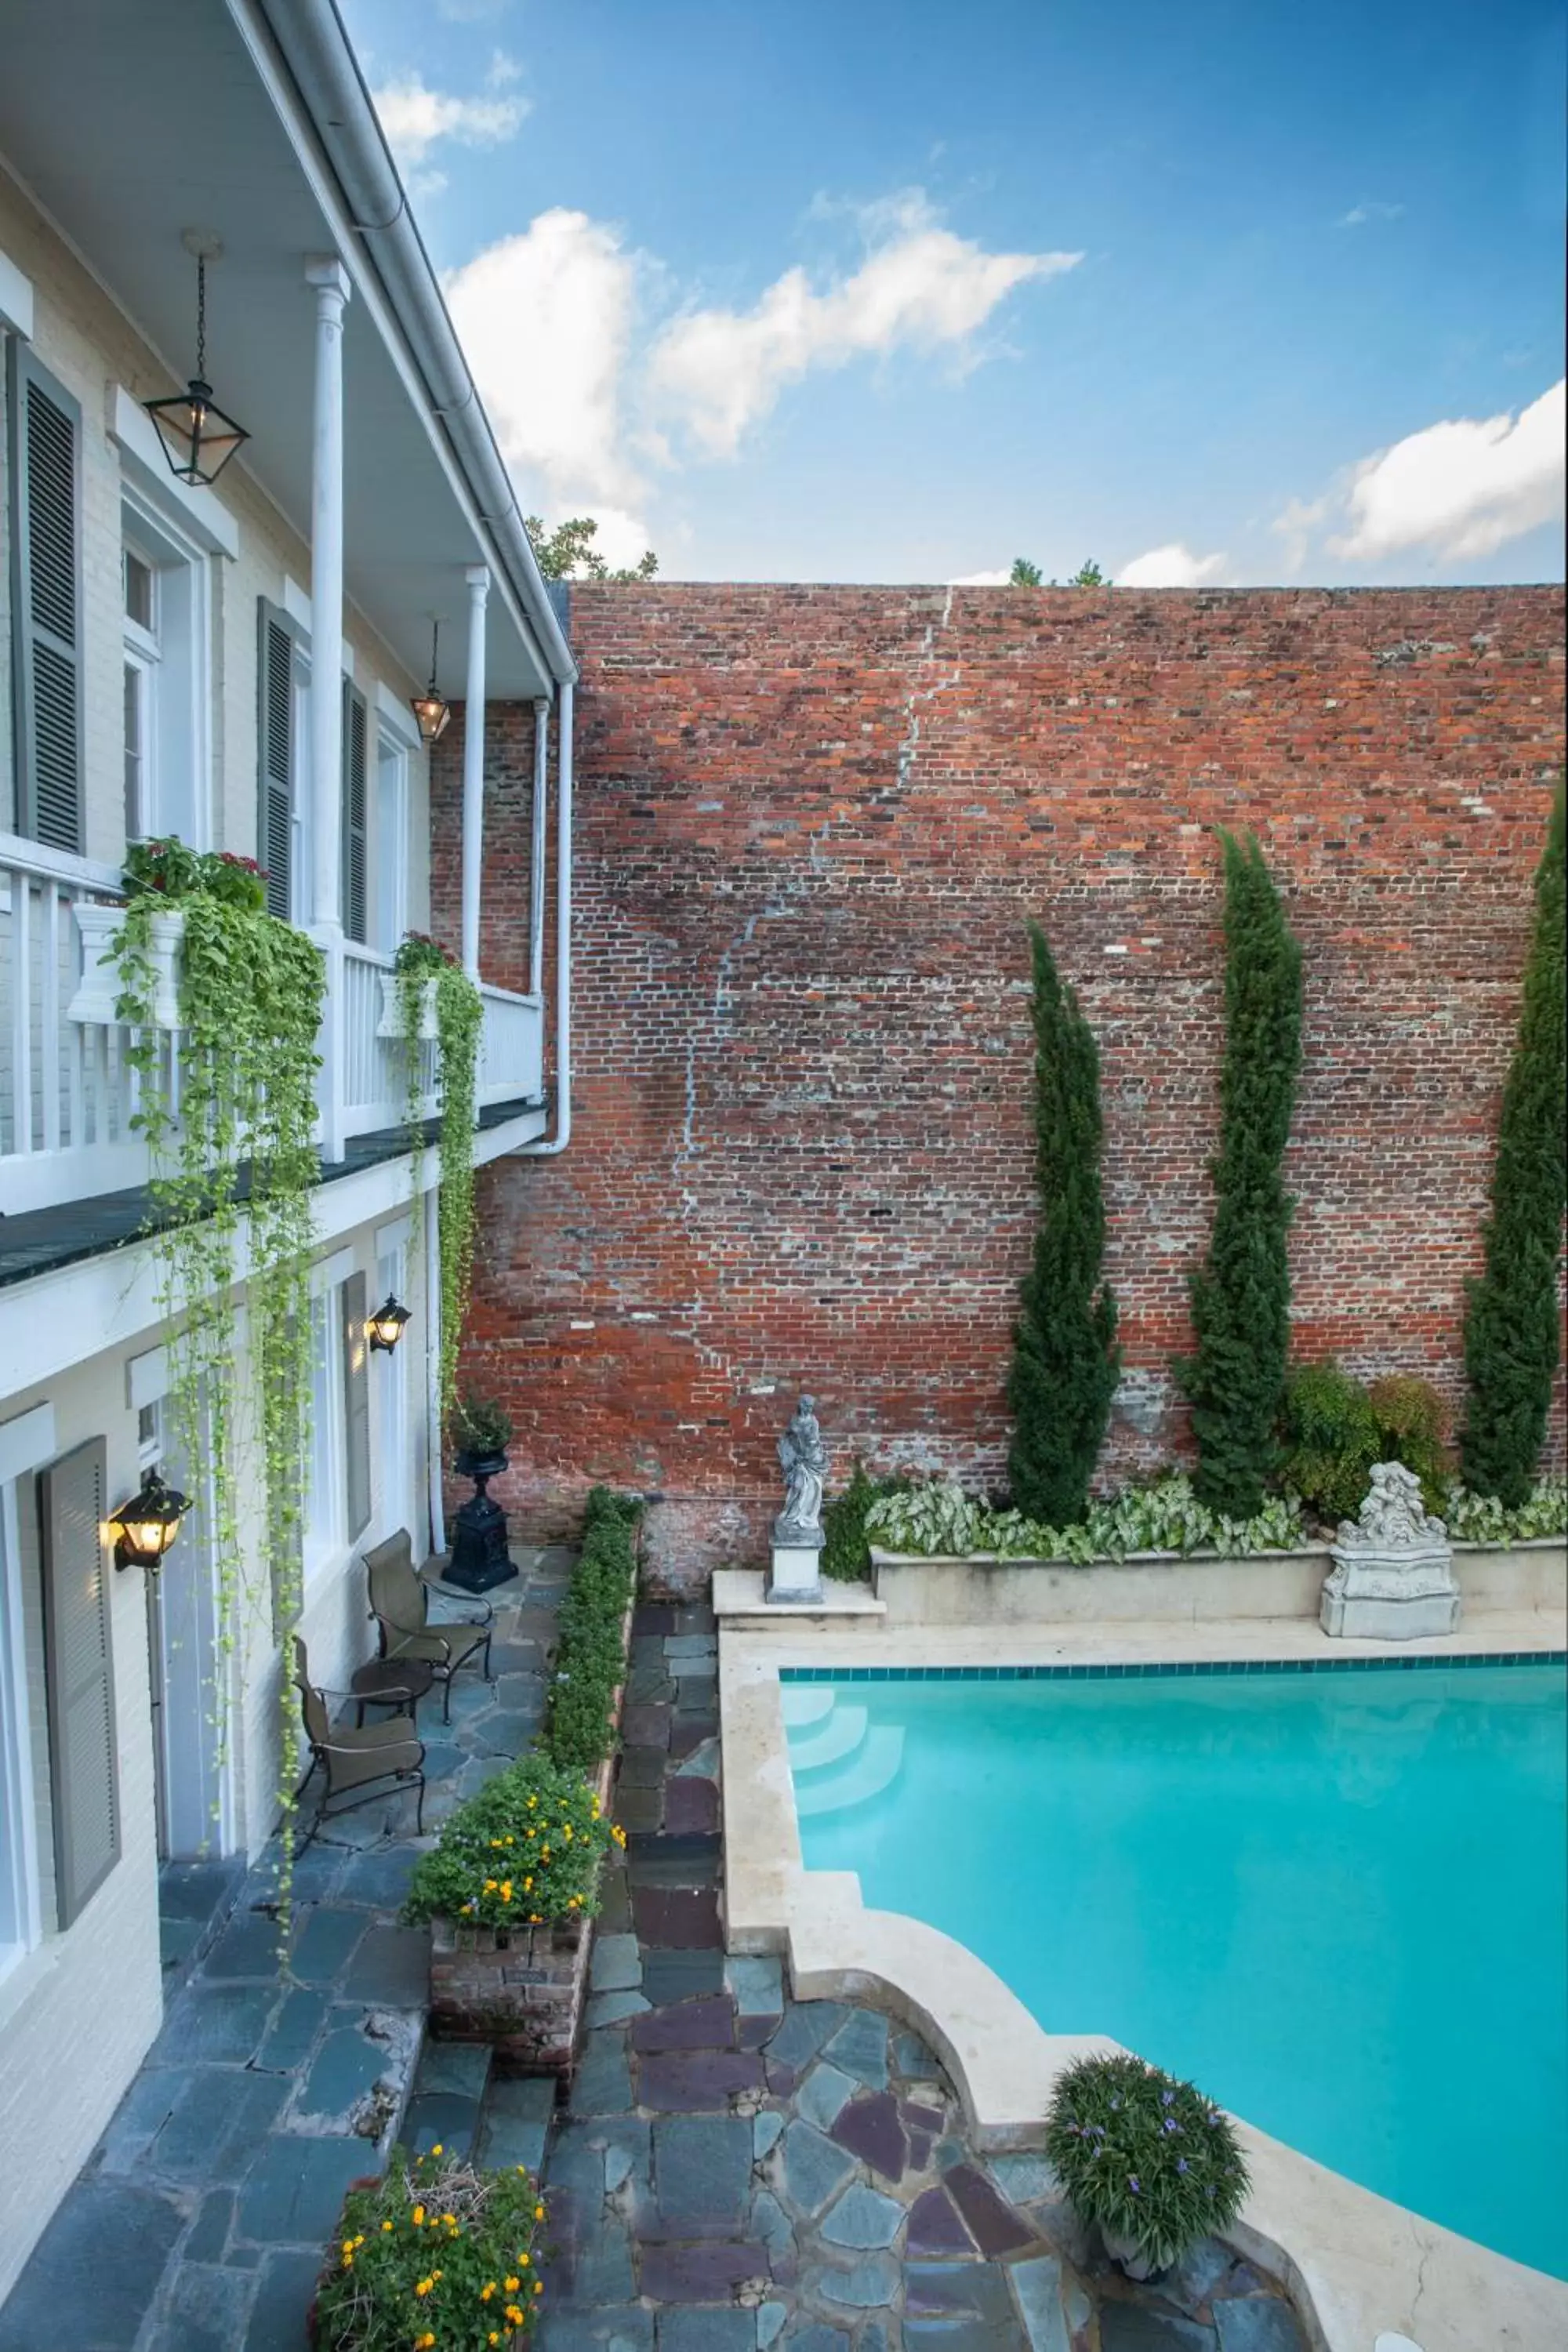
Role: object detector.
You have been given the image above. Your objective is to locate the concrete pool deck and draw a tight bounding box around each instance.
[715,1589,1568,2352]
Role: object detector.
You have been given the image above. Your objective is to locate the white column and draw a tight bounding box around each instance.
[305,255,351,1161]
[528,695,549,999]
[460,564,490,981]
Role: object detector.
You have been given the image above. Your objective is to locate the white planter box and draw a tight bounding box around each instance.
[68,902,183,1029]
[376,971,440,1041]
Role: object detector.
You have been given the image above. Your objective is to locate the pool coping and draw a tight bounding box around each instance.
[718,1607,1568,2352]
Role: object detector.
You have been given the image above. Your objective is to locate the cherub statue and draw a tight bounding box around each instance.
[775,1394,827,1542]
[1334,1461,1448,1555]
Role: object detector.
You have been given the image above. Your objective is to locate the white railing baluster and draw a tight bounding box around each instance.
[40,882,60,1154]
[12,873,32,1157]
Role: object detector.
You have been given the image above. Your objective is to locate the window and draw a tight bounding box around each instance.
[119,502,208,849]
[122,541,158,840]
[5,343,82,851]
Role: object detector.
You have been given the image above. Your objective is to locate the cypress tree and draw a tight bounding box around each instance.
[1007,922,1120,1525]
[1178,833,1304,1519]
[1461,783,1566,1504]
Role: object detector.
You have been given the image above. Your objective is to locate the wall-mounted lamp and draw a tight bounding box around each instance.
[109,1469,189,1572]
[368,1295,412,1354]
[411,619,452,743]
[143,234,249,488]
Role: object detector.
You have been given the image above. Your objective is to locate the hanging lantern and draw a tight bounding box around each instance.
[411,618,452,743]
[144,237,249,488]
[109,1469,189,1572]
[368,1294,412,1354]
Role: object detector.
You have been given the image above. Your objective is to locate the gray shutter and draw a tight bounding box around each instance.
[39,1439,121,1928]
[342,681,368,943]
[6,343,83,853]
[258,601,295,920]
[342,1271,371,1541]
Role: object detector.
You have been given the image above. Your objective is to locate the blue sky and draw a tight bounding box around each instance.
[344,0,1566,585]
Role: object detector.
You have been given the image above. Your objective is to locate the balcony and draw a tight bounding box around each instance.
[1,833,543,1222]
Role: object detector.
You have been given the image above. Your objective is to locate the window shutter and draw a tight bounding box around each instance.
[7,346,83,853]
[342,681,368,943]
[341,1271,371,1541]
[258,601,295,920]
[38,1439,120,1928]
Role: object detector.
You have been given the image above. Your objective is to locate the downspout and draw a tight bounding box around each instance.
[424,1185,445,1555]
[516,678,573,1157]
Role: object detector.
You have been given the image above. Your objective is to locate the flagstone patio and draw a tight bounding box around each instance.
[0,1552,1309,2352]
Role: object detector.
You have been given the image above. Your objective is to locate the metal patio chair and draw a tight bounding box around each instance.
[365,1528,493,1722]
[291,1637,426,1843]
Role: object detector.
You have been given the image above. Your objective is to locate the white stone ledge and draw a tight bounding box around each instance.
[719,1624,1568,2352]
[713,1567,887,1624]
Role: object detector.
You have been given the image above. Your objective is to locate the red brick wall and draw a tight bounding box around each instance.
[436,585,1565,1588]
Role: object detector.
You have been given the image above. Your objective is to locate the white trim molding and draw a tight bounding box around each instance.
[0,244,36,340]
[373,681,423,752]
[0,1402,56,1484]
[310,1244,355,1298]
[125,1347,170,1413]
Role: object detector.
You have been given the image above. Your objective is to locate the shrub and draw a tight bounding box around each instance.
[1461,784,1566,1505]
[1044,2052,1248,2274]
[1443,1475,1566,1546]
[452,1393,514,1457]
[821,1462,913,1582]
[539,1489,640,1774]
[312,2143,546,2350]
[1280,1361,1380,1524]
[1367,1374,1450,1515]
[863,1471,1304,1563]
[404,1751,619,1933]
[1178,833,1304,1519]
[1007,921,1120,1526]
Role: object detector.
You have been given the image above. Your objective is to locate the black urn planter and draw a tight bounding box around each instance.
[446,1448,517,1593]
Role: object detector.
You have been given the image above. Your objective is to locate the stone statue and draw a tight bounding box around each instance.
[775,1394,827,1544]
[1321,1461,1459,1641]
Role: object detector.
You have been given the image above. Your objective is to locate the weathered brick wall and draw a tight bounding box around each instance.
[436,586,1565,1588]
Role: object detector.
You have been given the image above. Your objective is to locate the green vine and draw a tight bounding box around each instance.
[115,840,323,1943]
[394,935,483,1432]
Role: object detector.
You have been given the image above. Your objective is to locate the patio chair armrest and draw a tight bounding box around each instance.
[317,1735,425,1763]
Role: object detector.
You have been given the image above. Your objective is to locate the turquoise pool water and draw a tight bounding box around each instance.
[788,1658,1568,2279]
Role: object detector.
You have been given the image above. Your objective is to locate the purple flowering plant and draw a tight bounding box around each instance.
[1044,2052,1248,2272]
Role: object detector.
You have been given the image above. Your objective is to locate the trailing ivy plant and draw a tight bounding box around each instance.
[1178,833,1304,1519]
[1461,782,1566,1506]
[115,839,323,1934]
[394,934,484,1430]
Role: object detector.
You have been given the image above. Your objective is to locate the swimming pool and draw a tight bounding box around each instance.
[786,1656,1568,2280]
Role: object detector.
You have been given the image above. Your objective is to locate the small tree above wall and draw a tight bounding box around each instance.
[1461,782,1566,1504]
[1178,832,1304,1519]
[1007,921,1120,1526]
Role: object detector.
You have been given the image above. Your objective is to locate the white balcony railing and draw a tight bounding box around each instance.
[0,833,545,1220]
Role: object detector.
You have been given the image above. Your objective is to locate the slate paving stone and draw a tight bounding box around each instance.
[404,2089,483,2156]
[638,2050,765,2110]
[817,2183,904,2251]
[565,2214,638,2303]
[621,1746,670,1788]
[638,2241,771,2300]
[665,1777,720,1834]
[900,2100,946,2136]
[651,2116,755,2234]
[985,2154,1059,2208]
[905,2259,1018,2327]
[599,1871,635,1933]
[234,2135,372,2246]
[632,1885,724,1947]
[289,1904,369,1983]
[795,2061,856,2133]
[151,2068,289,2183]
[414,2038,492,2096]
[157,2259,256,2352]
[542,2312,654,2352]
[812,2251,900,2310]
[670,1715,719,1758]
[763,2004,847,2072]
[750,2189,795,2263]
[822,2013,889,2089]
[588,1987,653,2028]
[905,2186,975,2256]
[624,1701,673,1747]
[943,2163,1036,2256]
[615,1784,666,1834]
[634,1602,677,1635]
[903,2316,1022,2352]
[1010,2256,1071,2352]
[183,2188,237,2265]
[1163,2239,1240,2316]
[676,1674,718,1708]
[753,2111,786,2158]
[626,1831,723,1886]
[151,1982,278,2067]
[0,2180,186,2352]
[291,2023,390,2126]
[777,2119,856,2220]
[725,1955,783,2016]
[340,1923,430,2005]
[253,1986,329,2074]
[632,1996,738,2052]
[590,1933,644,1992]
[204,1910,289,1977]
[828,2092,907,2183]
[1098,2307,1217,2352]
[1213,2300,1308,2352]
[95,2066,191,2171]
[673,1733,721,1777]
[893,2031,942,2081]
[242,2248,332,2350]
[642,1950,727,2004]
[336,1844,422,1909]
[572,2030,635,2115]
[779,2328,849,2352]
[657,2311,757,2352]
[757,2303,789,2348]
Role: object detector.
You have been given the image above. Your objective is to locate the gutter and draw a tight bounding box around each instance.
[241,0,577,689]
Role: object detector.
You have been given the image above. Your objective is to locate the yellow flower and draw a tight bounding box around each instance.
[529,1912,542,1924]
[499,1882,513,1902]
[523,1876,533,1893]
[381,2220,394,2233]
[481,2282,495,2302]
[568,1895,581,1910]
[535,2202,546,2220]
[527,1794,537,1809]
[517,2253,531,2270]
[412,2207,426,2227]
[339,2251,353,2269]
[431,2146,443,2158]
[504,1834,514,1845]
[506,2306,524,2326]
[533,2279,545,2296]
[505,2275,520,2292]
[341,2240,355,2257]
[415,2277,434,2296]
[483,1878,497,1893]
[490,2336,501,2347]
[491,1837,502,1848]
[441,2213,456,2227]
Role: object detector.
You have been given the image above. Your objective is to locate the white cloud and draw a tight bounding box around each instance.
[445,209,653,549]
[370,61,527,172]
[1271,495,1329,573]
[1329,379,1566,562]
[648,194,1080,457]
[1116,543,1228,587]
[1338,200,1405,227]
[949,568,1014,585]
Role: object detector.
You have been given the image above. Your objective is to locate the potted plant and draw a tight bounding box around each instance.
[69,838,268,1029]
[405,1751,622,2072]
[452,1392,513,1481]
[379,931,457,1040]
[1044,2052,1249,2281]
[312,2142,548,2349]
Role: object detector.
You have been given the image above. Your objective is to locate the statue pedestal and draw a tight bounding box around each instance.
[1320,1545,1461,1641]
[768,1529,824,1606]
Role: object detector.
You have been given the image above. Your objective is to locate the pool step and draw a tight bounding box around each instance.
[779,1685,837,1730]
[794,1724,905,1818]
[787,1703,869,1773]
